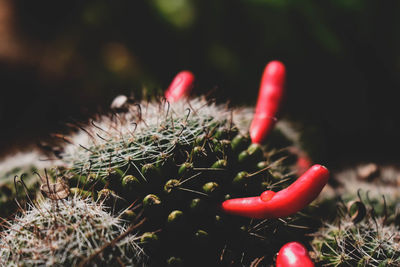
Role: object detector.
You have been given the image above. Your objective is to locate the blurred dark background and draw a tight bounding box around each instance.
[1,0,400,168]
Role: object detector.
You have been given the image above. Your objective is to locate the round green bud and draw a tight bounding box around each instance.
[97,188,114,202]
[121,175,140,189]
[195,229,208,239]
[216,140,232,155]
[141,163,161,182]
[166,256,184,266]
[215,215,223,228]
[106,170,123,185]
[167,210,184,227]
[231,134,250,152]
[232,171,250,187]
[189,198,205,213]
[122,209,136,221]
[191,146,207,161]
[178,162,194,176]
[211,159,227,169]
[142,194,162,209]
[193,229,209,246]
[256,161,269,170]
[164,179,180,194]
[214,129,229,140]
[247,143,264,162]
[202,182,219,195]
[238,150,250,164]
[140,232,160,251]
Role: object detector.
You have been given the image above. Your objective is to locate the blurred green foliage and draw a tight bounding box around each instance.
[1,0,400,164]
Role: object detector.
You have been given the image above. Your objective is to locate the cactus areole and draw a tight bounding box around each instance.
[165,70,195,102]
[276,242,314,267]
[250,60,286,144]
[221,164,329,219]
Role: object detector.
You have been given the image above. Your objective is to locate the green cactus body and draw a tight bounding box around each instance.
[53,97,307,265]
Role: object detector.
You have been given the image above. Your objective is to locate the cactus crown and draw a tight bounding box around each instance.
[63,97,242,179]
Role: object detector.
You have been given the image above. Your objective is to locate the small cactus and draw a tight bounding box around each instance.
[0,166,41,218]
[312,197,400,266]
[0,195,144,266]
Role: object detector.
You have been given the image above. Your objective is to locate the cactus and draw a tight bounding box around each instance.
[312,195,400,266]
[52,96,308,265]
[0,64,330,265]
[0,194,144,266]
[0,163,41,218]
[308,164,400,266]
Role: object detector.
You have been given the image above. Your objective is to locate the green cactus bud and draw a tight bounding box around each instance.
[166,256,184,266]
[191,146,207,164]
[247,143,263,162]
[164,179,180,194]
[140,232,159,244]
[231,134,250,153]
[202,182,219,196]
[106,169,123,186]
[256,161,269,170]
[194,229,209,244]
[238,150,250,164]
[121,209,137,221]
[97,188,115,202]
[211,159,227,169]
[167,210,185,228]
[214,215,223,228]
[141,163,161,183]
[232,171,249,187]
[122,175,141,190]
[140,232,160,253]
[143,194,162,209]
[214,129,229,140]
[189,198,205,213]
[178,162,194,177]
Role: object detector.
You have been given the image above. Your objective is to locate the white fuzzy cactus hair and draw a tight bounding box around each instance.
[0,194,145,266]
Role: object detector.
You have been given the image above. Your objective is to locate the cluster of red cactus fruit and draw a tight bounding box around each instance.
[165,61,325,266]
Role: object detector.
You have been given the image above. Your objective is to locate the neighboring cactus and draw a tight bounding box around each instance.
[0,150,61,218]
[312,196,400,266]
[0,166,40,218]
[0,195,144,266]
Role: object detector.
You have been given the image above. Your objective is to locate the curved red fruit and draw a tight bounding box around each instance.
[221,164,329,219]
[276,242,314,267]
[250,61,286,144]
[165,70,195,102]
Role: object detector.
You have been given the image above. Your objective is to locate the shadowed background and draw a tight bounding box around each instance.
[1,0,400,168]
